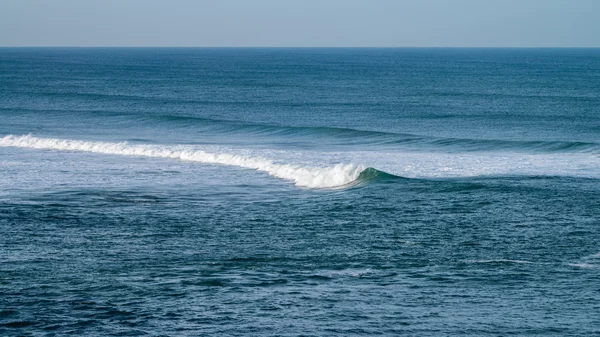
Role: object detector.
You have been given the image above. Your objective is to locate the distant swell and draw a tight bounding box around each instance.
[118,114,600,152]
[5,108,600,153]
[0,135,370,189]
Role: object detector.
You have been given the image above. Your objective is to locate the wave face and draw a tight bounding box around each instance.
[0,135,365,189]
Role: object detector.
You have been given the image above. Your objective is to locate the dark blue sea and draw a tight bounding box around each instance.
[1,48,600,336]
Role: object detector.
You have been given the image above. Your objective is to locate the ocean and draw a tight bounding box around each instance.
[1,48,599,336]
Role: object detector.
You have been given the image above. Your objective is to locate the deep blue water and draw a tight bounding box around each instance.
[1,48,600,336]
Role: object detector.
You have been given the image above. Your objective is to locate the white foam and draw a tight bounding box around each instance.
[0,135,364,189]
[567,263,597,269]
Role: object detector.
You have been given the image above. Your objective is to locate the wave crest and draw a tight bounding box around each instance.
[0,135,366,189]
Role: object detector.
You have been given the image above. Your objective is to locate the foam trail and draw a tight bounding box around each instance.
[0,135,364,188]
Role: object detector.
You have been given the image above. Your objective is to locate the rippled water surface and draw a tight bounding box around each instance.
[1,48,600,336]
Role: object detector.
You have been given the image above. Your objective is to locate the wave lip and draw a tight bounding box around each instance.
[341,167,401,188]
[0,134,367,189]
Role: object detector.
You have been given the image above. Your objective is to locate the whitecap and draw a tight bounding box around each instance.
[0,134,365,189]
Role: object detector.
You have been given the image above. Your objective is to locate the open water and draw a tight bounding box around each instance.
[1,48,600,336]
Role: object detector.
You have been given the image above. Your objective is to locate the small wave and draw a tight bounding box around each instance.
[466,259,534,264]
[428,138,600,153]
[0,135,371,189]
[569,251,600,269]
[567,263,598,269]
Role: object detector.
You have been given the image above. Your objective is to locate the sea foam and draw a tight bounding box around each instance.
[0,135,364,188]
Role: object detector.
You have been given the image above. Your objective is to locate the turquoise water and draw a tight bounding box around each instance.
[1,48,600,335]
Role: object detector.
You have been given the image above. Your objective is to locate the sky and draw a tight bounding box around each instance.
[1,0,599,47]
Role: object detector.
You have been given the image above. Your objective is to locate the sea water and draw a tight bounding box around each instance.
[1,48,599,335]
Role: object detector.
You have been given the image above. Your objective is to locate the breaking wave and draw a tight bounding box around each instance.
[0,135,371,189]
[3,134,599,187]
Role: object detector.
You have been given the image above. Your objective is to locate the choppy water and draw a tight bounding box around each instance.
[1,48,600,336]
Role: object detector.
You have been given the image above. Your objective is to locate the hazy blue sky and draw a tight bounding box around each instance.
[1,0,599,47]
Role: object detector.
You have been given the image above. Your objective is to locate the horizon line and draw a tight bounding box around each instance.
[1,46,600,49]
